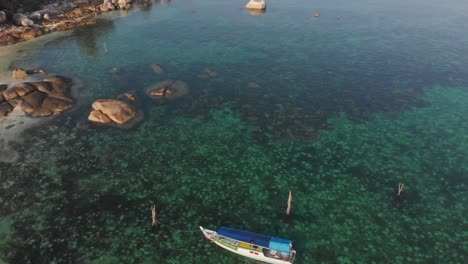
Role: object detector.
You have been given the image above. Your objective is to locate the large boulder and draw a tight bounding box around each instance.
[117,0,132,10]
[12,13,33,27]
[3,83,36,101]
[30,78,73,102]
[88,109,112,123]
[0,11,6,24]
[245,0,266,10]
[0,102,13,117]
[0,76,75,118]
[29,12,42,21]
[42,97,74,115]
[88,91,142,128]
[19,90,49,115]
[91,99,135,124]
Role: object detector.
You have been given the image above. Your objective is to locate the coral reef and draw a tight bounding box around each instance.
[0,87,466,263]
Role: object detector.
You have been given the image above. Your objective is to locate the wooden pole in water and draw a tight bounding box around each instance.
[151,205,157,227]
[104,41,108,54]
[397,183,404,197]
[286,190,292,216]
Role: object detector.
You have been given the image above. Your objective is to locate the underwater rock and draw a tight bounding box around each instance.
[247,82,261,89]
[149,64,164,74]
[145,80,189,102]
[245,0,266,10]
[197,68,218,79]
[88,91,142,128]
[205,68,218,77]
[312,13,320,17]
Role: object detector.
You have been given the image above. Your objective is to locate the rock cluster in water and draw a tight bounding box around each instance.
[0,0,135,45]
[0,75,74,117]
[88,91,142,128]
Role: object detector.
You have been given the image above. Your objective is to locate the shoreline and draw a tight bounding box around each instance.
[0,0,154,46]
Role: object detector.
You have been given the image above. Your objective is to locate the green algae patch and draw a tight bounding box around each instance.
[0,86,467,263]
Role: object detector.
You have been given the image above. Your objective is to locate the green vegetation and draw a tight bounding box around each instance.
[0,86,467,263]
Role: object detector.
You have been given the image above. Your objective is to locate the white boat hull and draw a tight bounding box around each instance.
[200,226,296,264]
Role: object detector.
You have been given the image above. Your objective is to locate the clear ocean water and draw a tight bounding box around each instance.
[0,0,467,263]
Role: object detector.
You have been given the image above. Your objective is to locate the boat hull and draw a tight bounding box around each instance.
[200,226,295,264]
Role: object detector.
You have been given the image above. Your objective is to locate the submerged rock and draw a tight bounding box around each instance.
[247,82,261,89]
[149,64,164,74]
[145,80,189,101]
[88,91,142,128]
[245,0,266,10]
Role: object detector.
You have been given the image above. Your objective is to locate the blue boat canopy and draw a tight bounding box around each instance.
[217,227,292,253]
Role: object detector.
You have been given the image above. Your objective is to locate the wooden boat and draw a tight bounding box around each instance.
[200,226,296,264]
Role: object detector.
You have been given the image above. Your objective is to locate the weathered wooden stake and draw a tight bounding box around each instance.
[151,205,157,227]
[104,41,108,54]
[397,183,404,197]
[286,190,292,216]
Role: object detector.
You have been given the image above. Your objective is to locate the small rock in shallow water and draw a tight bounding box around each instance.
[245,0,266,10]
[12,68,29,78]
[312,13,320,17]
[145,80,189,101]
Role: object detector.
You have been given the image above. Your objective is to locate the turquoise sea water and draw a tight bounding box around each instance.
[1,0,467,263]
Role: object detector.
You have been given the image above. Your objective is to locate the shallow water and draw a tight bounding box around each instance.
[0,0,467,263]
